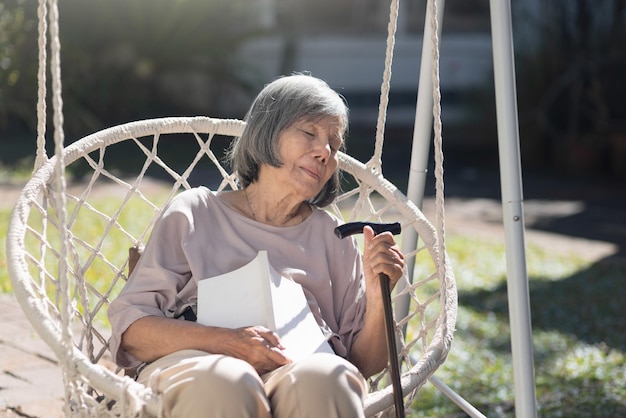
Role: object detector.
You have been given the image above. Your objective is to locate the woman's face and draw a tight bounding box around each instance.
[267,115,344,201]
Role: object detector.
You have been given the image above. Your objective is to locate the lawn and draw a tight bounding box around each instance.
[411,237,626,417]
[1,193,625,417]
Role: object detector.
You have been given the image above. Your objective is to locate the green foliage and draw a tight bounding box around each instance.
[60,0,270,138]
[1,189,171,324]
[514,0,626,173]
[0,155,34,183]
[0,0,268,141]
[0,207,11,293]
[0,0,38,132]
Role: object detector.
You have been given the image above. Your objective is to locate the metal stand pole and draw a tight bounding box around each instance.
[399,1,488,416]
[489,1,538,416]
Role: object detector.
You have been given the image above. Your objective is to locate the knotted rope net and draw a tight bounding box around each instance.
[6,0,456,416]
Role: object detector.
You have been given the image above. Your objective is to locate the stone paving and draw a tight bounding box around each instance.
[0,293,65,417]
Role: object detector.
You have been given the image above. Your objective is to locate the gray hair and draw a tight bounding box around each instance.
[227,74,348,207]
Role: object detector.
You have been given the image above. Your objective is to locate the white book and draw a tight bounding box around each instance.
[197,251,334,362]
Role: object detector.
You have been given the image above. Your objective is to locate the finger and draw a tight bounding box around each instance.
[363,225,375,248]
[257,328,285,349]
[266,345,292,365]
[384,260,405,282]
[370,230,401,249]
[368,249,405,278]
[368,241,404,266]
[392,245,405,260]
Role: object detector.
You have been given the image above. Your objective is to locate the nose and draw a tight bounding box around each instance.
[313,138,332,164]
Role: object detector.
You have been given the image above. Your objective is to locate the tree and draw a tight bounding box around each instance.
[515,0,626,175]
[0,0,38,133]
[0,0,268,140]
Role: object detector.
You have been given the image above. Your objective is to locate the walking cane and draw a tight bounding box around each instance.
[334,221,405,418]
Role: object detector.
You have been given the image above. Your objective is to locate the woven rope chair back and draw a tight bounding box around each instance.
[7,116,457,417]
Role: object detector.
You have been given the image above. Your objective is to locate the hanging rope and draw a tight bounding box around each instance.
[370,0,447,275]
[46,0,84,413]
[35,0,48,170]
[369,0,400,174]
[428,0,447,273]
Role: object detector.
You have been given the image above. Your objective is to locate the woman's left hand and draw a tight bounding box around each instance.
[362,225,405,296]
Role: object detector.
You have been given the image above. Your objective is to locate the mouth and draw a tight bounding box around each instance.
[301,166,322,181]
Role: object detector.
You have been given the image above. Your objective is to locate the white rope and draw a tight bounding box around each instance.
[369,0,400,174]
[428,0,447,274]
[371,0,447,263]
[47,0,69,374]
[35,0,48,171]
[35,0,50,295]
[47,0,87,413]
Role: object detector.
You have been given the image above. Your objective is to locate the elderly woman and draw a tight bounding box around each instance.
[108,74,405,418]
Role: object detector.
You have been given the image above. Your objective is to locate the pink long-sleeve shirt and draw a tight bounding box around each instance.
[108,187,367,369]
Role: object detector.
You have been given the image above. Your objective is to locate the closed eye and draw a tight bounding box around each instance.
[330,138,343,153]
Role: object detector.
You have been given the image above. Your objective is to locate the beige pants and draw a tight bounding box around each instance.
[138,349,367,418]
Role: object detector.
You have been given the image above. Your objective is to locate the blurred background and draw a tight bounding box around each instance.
[1,0,624,173]
[1,0,625,256]
[1,0,624,167]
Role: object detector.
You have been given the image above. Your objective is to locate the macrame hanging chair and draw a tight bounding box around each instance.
[6,0,457,416]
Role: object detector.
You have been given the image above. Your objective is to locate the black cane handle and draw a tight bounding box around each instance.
[334,222,401,239]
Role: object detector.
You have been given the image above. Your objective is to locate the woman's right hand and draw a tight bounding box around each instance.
[220,326,292,375]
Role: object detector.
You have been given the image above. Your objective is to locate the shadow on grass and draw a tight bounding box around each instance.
[456,258,626,416]
[459,258,626,352]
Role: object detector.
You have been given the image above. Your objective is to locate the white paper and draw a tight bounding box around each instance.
[197,251,333,361]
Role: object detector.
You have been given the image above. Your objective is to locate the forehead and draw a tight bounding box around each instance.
[297,115,345,134]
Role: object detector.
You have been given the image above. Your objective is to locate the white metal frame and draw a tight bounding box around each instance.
[400,0,538,417]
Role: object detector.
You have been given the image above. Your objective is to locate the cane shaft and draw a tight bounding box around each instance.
[380,273,405,418]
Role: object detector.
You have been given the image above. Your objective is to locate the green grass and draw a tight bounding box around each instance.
[410,236,626,417]
[0,157,36,184]
[0,207,12,293]
[2,197,625,417]
[1,188,171,325]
